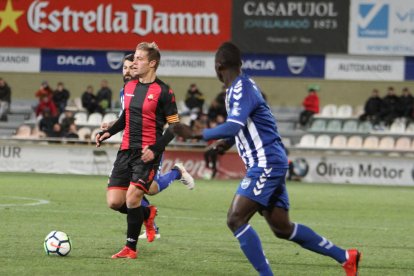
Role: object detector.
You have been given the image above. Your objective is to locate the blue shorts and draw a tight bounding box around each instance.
[236,167,290,210]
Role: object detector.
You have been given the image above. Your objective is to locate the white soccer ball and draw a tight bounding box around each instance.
[44,231,72,256]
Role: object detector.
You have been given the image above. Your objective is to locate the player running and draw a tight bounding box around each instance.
[196,42,361,276]
[100,53,194,241]
[96,42,193,259]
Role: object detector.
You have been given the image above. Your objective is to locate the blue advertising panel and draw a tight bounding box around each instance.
[41,49,129,73]
[242,54,325,78]
[405,57,414,80]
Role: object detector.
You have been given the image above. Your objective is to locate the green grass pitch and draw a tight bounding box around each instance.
[1,172,414,275]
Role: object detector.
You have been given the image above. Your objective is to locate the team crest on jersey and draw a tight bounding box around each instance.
[241,177,251,189]
[148,94,154,100]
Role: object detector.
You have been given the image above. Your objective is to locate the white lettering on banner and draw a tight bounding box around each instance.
[27,1,219,36]
[243,1,338,17]
[132,4,218,35]
[57,55,95,66]
[242,60,276,70]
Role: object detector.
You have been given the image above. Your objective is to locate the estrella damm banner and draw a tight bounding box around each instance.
[0,0,231,51]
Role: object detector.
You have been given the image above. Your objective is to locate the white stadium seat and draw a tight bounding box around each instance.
[331,135,347,148]
[347,135,363,149]
[378,136,395,150]
[362,136,379,150]
[298,134,316,147]
[87,112,103,126]
[74,112,88,125]
[336,104,353,118]
[315,135,331,148]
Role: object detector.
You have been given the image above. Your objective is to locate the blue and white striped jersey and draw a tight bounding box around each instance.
[119,88,124,116]
[226,74,288,169]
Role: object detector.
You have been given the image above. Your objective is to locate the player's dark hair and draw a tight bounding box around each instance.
[123,53,134,63]
[215,42,242,70]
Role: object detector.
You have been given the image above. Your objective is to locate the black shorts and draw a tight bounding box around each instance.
[108,149,161,193]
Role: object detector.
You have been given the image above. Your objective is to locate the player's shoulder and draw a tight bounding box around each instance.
[154,78,170,90]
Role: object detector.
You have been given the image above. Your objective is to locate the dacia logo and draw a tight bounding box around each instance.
[57,55,95,66]
[242,59,275,71]
[287,56,306,75]
[357,3,389,38]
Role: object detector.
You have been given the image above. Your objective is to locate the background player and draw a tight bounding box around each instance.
[96,42,191,259]
[196,42,361,276]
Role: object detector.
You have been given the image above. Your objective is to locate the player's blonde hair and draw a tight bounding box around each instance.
[136,42,161,69]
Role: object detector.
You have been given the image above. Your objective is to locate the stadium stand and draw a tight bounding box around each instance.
[346,135,363,149]
[336,104,353,118]
[315,135,331,148]
[309,119,326,132]
[13,124,31,138]
[74,112,88,125]
[86,112,103,126]
[298,134,316,147]
[378,136,395,150]
[326,119,342,132]
[102,112,118,123]
[362,136,379,150]
[77,127,92,141]
[331,135,347,148]
[395,137,411,151]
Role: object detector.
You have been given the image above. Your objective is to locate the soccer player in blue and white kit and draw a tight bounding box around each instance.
[200,42,361,276]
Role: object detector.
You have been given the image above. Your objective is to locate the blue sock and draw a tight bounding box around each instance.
[289,223,347,263]
[141,197,150,207]
[235,224,273,276]
[154,169,180,192]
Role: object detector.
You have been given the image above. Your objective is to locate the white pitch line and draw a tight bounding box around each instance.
[0,196,50,207]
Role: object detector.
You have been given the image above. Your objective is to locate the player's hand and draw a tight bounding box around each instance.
[206,139,228,154]
[95,131,111,147]
[101,120,115,131]
[141,145,155,162]
[171,123,194,139]
[100,122,110,131]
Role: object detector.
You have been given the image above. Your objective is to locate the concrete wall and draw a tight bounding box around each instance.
[1,72,413,107]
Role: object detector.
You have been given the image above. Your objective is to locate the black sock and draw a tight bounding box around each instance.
[126,207,144,251]
[142,206,150,220]
[118,203,128,214]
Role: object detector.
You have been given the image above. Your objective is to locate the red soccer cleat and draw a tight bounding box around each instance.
[144,205,157,242]
[111,246,137,259]
[342,249,362,276]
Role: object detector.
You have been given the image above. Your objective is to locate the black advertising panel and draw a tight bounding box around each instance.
[232,0,350,54]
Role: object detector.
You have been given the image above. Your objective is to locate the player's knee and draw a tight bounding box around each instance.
[227,211,246,232]
[107,200,123,211]
[271,223,294,240]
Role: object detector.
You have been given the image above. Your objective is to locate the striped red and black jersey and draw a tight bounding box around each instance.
[110,78,179,151]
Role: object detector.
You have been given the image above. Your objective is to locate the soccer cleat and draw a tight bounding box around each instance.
[173,162,195,190]
[139,227,161,240]
[342,249,362,276]
[143,205,157,242]
[111,246,137,259]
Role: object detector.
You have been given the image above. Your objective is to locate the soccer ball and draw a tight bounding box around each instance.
[44,231,72,256]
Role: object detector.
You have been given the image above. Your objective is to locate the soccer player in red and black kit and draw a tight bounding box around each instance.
[96,42,188,259]
[100,53,194,242]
